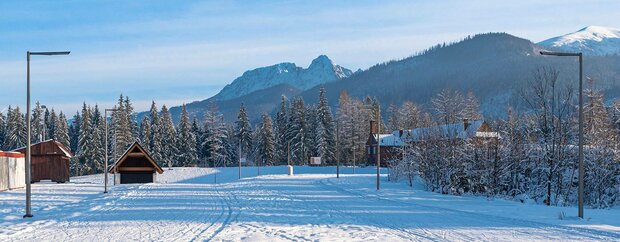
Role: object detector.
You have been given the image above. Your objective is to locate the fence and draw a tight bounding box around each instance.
[0,151,26,191]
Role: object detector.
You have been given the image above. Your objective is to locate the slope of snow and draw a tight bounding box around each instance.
[1,166,619,241]
[538,26,620,56]
[215,55,353,100]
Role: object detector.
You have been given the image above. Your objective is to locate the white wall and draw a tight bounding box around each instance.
[0,155,25,191]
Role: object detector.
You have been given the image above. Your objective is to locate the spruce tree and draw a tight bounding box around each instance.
[149,101,164,165]
[48,109,57,140]
[91,105,106,173]
[4,106,27,150]
[191,118,203,164]
[223,124,236,167]
[274,95,289,165]
[112,94,136,157]
[257,114,275,166]
[111,95,125,158]
[124,96,138,142]
[217,121,229,166]
[235,103,253,158]
[31,102,44,142]
[76,103,93,175]
[306,105,319,158]
[316,87,336,164]
[176,104,198,166]
[44,108,51,140]
[0,110,6,150]
[139,116,152,152]
[69,112,82,153]
[288,98,308,165]
[160,105,178,168]
[203,102,226,167]
[54,112,71,149]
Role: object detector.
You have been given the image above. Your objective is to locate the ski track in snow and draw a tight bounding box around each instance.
[320,178,620,241]
[1,166,619,241]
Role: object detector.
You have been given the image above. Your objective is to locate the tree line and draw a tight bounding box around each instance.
[1,67,618,208]
[391,67,620,208]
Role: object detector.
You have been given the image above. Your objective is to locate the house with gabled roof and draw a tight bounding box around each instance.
[109,142,163,184]
[366,119,500,165]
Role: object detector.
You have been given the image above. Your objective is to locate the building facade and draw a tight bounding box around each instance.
[366,119,500,165]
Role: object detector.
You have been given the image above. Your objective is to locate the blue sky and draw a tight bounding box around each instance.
[1,0,618,114]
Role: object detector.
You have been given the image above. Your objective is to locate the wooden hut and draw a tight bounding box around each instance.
[109,142,163,184]
[14,139,72,183]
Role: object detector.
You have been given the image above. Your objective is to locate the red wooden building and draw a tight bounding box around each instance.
[14,139,72,183]
[365,121,403,167]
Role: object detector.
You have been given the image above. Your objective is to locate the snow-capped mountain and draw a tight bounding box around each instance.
[538,26,620,56]
[214,55,353,100]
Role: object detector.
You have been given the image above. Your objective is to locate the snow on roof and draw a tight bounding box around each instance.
[375,120,499,146]
[403,120,487,142]
[373,134,404,146]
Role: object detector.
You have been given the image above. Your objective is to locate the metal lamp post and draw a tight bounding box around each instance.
[539,50,584,219]
[24,50,70,218]
[104,108,117,193]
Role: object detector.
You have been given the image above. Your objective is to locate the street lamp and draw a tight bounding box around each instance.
[25,50,70,218]
[104,108,117,193]
[539,50,584,219]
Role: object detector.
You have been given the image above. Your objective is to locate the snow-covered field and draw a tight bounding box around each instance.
[1,166,619,241]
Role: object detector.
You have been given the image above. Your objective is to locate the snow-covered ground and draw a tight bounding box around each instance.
[1,166,619,241]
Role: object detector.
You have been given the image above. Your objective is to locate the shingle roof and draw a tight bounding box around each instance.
[12,139,73,158]
[109,142,163,174]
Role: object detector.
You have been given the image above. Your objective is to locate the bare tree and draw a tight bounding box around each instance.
[432,89,465,125]
[520,66,575,206]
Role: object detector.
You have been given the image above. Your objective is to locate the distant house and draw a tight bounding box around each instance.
[365,121,405,166]
[366,119,500,165]
[14,139,72,183]
[109,142,163,184]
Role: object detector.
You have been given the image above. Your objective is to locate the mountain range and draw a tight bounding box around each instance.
[214,55,353,101]
[149,26,620,124]
[538,26,620,56]
[153,55,353,123]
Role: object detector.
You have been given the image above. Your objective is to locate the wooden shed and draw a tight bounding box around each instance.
[109,142,163,184]
[14,139,72,183]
